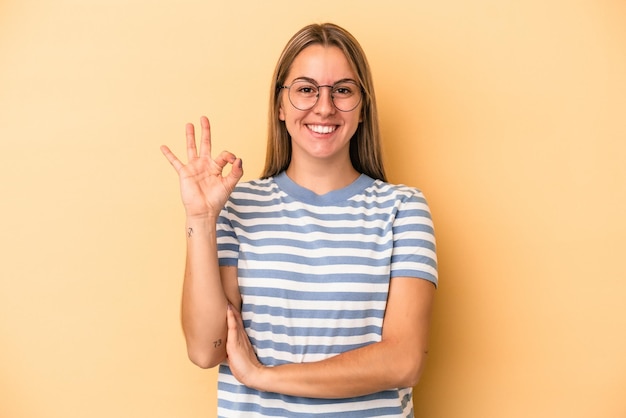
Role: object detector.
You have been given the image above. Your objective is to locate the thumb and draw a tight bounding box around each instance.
[225,158,244,188]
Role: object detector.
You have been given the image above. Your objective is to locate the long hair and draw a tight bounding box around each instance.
[261,23,387,181]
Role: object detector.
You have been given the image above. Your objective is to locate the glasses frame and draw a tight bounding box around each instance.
[279,79,364,112]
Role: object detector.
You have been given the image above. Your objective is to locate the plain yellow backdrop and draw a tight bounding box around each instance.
[1,0,625,417]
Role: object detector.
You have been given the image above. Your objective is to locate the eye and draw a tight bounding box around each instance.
[333,83,356,96]
[294,82,318,96]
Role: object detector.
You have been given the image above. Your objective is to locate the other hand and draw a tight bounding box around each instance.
[226,304,264,388]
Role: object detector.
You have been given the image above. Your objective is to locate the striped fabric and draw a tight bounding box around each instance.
[216,172,437,417]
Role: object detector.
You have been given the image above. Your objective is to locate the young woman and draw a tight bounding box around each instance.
[161,22,438,418]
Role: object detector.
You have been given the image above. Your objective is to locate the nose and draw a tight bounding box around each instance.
[314,86,336,115]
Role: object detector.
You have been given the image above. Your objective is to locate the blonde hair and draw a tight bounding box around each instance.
[261,23,386,181]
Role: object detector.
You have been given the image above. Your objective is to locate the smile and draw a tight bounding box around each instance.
[307,124,337,134]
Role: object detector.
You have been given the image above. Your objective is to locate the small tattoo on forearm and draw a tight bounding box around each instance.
[213,339,222,348]
[187,227,193,238]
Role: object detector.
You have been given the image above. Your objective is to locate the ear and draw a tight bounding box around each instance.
[279,105,286,121]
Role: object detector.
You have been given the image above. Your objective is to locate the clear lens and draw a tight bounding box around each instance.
[286,80,362,112]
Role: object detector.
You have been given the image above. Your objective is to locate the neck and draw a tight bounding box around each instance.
[285,159,360,195]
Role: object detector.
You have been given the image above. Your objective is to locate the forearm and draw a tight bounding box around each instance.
[226,278,435,398]
[251,339,427,399]
[181,215,229,368]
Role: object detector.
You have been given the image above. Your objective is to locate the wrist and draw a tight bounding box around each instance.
[185,213,219,225]
[185,212,220,222]
[184,215,219,240]
[248,364,272,393]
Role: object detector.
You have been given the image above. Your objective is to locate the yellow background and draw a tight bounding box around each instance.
[1,1,625,417]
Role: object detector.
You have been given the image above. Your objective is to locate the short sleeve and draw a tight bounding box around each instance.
[390,189,438,286]
[216,204,239,267]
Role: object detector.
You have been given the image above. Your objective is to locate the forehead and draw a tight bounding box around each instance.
[286,44,357,84]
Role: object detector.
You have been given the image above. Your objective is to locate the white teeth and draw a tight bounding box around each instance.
[308,125,336,134]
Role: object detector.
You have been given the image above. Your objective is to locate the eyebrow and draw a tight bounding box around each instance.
[291,76,359,85]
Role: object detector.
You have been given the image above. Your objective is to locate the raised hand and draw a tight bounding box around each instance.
[161,116,243,219]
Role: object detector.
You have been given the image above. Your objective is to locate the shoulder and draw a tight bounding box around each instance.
[232,177,277,194]
[362,179,430,206]
[224,177,284,212]
[228,177,282,200]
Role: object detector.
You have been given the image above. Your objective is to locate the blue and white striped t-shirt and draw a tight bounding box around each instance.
[216,172,438,417]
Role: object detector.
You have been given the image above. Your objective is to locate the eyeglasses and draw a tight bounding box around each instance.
[280,79,363,112]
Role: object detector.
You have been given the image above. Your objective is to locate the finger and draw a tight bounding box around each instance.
[226,305,240,347]
[224,158,244,189]
[160,145,184,172]
[198,116,212,157]
[228,303,243,323]
[185,122,198,161]
[214,150,238,171]
[227,304,246,333]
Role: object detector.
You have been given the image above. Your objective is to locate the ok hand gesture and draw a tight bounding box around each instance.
[161,116,243,219]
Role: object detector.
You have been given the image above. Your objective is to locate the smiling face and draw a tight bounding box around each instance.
[279,44,362,170]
